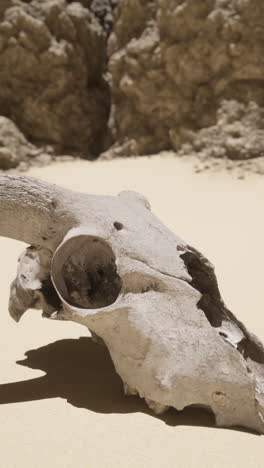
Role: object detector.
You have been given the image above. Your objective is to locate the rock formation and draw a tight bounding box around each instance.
[0,116,35,170]
[0,0,109,156]
[176,100,264,160]
[0,116,55,170]
[90,0,117,35]
[1,174,264,433]
[0,0,264,168]
[107,0,264,158]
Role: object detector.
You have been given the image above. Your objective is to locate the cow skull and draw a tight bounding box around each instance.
[1,174,264,433]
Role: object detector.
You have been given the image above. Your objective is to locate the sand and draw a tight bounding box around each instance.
[1,154,264,467]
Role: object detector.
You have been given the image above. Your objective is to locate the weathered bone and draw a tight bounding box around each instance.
[1,174,264,433]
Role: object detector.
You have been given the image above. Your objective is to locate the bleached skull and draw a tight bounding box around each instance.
[4,183,264,433]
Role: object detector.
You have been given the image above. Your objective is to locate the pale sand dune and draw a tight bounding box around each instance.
[0,154,264,467]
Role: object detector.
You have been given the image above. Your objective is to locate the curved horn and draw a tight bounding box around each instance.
[0,175,77,247]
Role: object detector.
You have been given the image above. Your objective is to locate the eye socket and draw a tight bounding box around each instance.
[113,222,124,231]
[54,236,122,310]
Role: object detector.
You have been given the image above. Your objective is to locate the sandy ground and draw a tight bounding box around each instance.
[1,154,264,468]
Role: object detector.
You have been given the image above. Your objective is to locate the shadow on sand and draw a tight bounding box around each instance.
[0,336,225,429]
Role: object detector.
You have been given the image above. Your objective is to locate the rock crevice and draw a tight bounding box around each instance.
[1,0,264,168]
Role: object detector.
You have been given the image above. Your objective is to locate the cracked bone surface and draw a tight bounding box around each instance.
[1,174,264,433]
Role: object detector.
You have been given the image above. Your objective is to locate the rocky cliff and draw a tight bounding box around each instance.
[107,0,264,158]
[0,0,110,157]
[0,0,264,168]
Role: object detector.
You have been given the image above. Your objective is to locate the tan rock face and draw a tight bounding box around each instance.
[0,116,36,169]
[174,100,264,160]
[107,0,264,157]
[1,0,264,167]
[0,0,110,156]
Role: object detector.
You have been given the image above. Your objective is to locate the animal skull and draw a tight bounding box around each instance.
[1,174,264,433]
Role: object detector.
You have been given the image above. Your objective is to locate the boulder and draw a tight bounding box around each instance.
[107,0,264,158]
[0,116,36,169]
[0,0,109,156]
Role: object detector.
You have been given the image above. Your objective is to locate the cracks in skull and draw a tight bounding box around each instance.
[128,255,189,282]
[122,272,166,295]
[180,246,264,364]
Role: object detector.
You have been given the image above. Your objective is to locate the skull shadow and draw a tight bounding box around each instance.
[0,336,229,430]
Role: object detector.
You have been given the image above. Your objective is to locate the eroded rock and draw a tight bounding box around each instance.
[0,116,35,169]
[0,0,110,156]
[90,0,117,35]
[176,100,264,160]
[106,0,264,158]
[2,0,264,165]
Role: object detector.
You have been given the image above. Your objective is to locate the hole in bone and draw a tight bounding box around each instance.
[176,245,185,252]
[219,331,228,338]
[180,246,264,364]
[237,337,264,363]
[113,222,124,231]
[54,236,122,309]
[180,246,225,328]
[246,365,253,374]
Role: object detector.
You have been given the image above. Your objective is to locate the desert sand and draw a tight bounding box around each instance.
[1,154,264,468]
